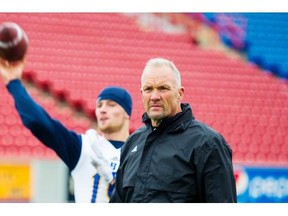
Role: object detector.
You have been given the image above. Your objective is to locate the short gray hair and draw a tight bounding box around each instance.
[141,57,182,88]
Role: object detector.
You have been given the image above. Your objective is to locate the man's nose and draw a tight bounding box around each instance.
[150,90,161,100]
[99,104,108,113]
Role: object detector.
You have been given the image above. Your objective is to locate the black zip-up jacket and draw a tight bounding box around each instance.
[110,103,237,203]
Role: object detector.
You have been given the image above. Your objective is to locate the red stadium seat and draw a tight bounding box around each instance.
[0,13,287,165]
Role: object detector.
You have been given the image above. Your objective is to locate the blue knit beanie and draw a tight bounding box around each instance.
[97,86,132,116]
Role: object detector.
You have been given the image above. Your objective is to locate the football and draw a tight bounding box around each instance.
[0,22,29,62]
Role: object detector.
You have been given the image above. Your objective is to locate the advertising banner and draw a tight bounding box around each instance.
[235,165,288,203]
[0,164,30,202]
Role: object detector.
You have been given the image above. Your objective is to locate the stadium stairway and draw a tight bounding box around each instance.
[0,79,93,159]
[201,13,288,80]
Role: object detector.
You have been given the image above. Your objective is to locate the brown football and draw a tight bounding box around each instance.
[0,22,29,62]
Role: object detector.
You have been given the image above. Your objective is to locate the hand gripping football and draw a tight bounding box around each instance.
[0,22,29,62]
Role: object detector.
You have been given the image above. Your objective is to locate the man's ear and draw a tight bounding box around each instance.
[178,87,184,101]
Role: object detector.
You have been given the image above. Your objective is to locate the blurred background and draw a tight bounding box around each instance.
[0,13,287,203]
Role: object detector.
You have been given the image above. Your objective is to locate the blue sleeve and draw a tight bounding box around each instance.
[7,79,82,171]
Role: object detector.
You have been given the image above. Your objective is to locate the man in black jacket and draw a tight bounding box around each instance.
[110,57,237,203]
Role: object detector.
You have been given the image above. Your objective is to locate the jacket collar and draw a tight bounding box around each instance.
[142,103,194,133]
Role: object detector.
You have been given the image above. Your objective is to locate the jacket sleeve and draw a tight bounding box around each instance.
[196,137,237,203]
[109,142,128,203]
[109,136,134,203]
[7,79,82,171]
[109,166,124,202]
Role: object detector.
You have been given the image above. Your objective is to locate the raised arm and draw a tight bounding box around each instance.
[0,58,82,171]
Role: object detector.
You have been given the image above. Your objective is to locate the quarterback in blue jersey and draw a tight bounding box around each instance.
[0,58,132,203]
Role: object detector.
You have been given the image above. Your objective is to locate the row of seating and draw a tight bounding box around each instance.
[203,13,288,79]
[0,13,287,165]
[0,80,93,158]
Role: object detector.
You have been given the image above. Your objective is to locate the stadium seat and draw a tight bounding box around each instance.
[0,13,287,165]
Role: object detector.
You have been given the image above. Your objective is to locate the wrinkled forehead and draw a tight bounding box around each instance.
[142,65,176,85]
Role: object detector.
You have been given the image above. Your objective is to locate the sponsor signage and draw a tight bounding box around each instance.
[0,164,30,202]
[235,165,288,203]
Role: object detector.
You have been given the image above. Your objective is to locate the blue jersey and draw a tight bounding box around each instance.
[7,80,123,202]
